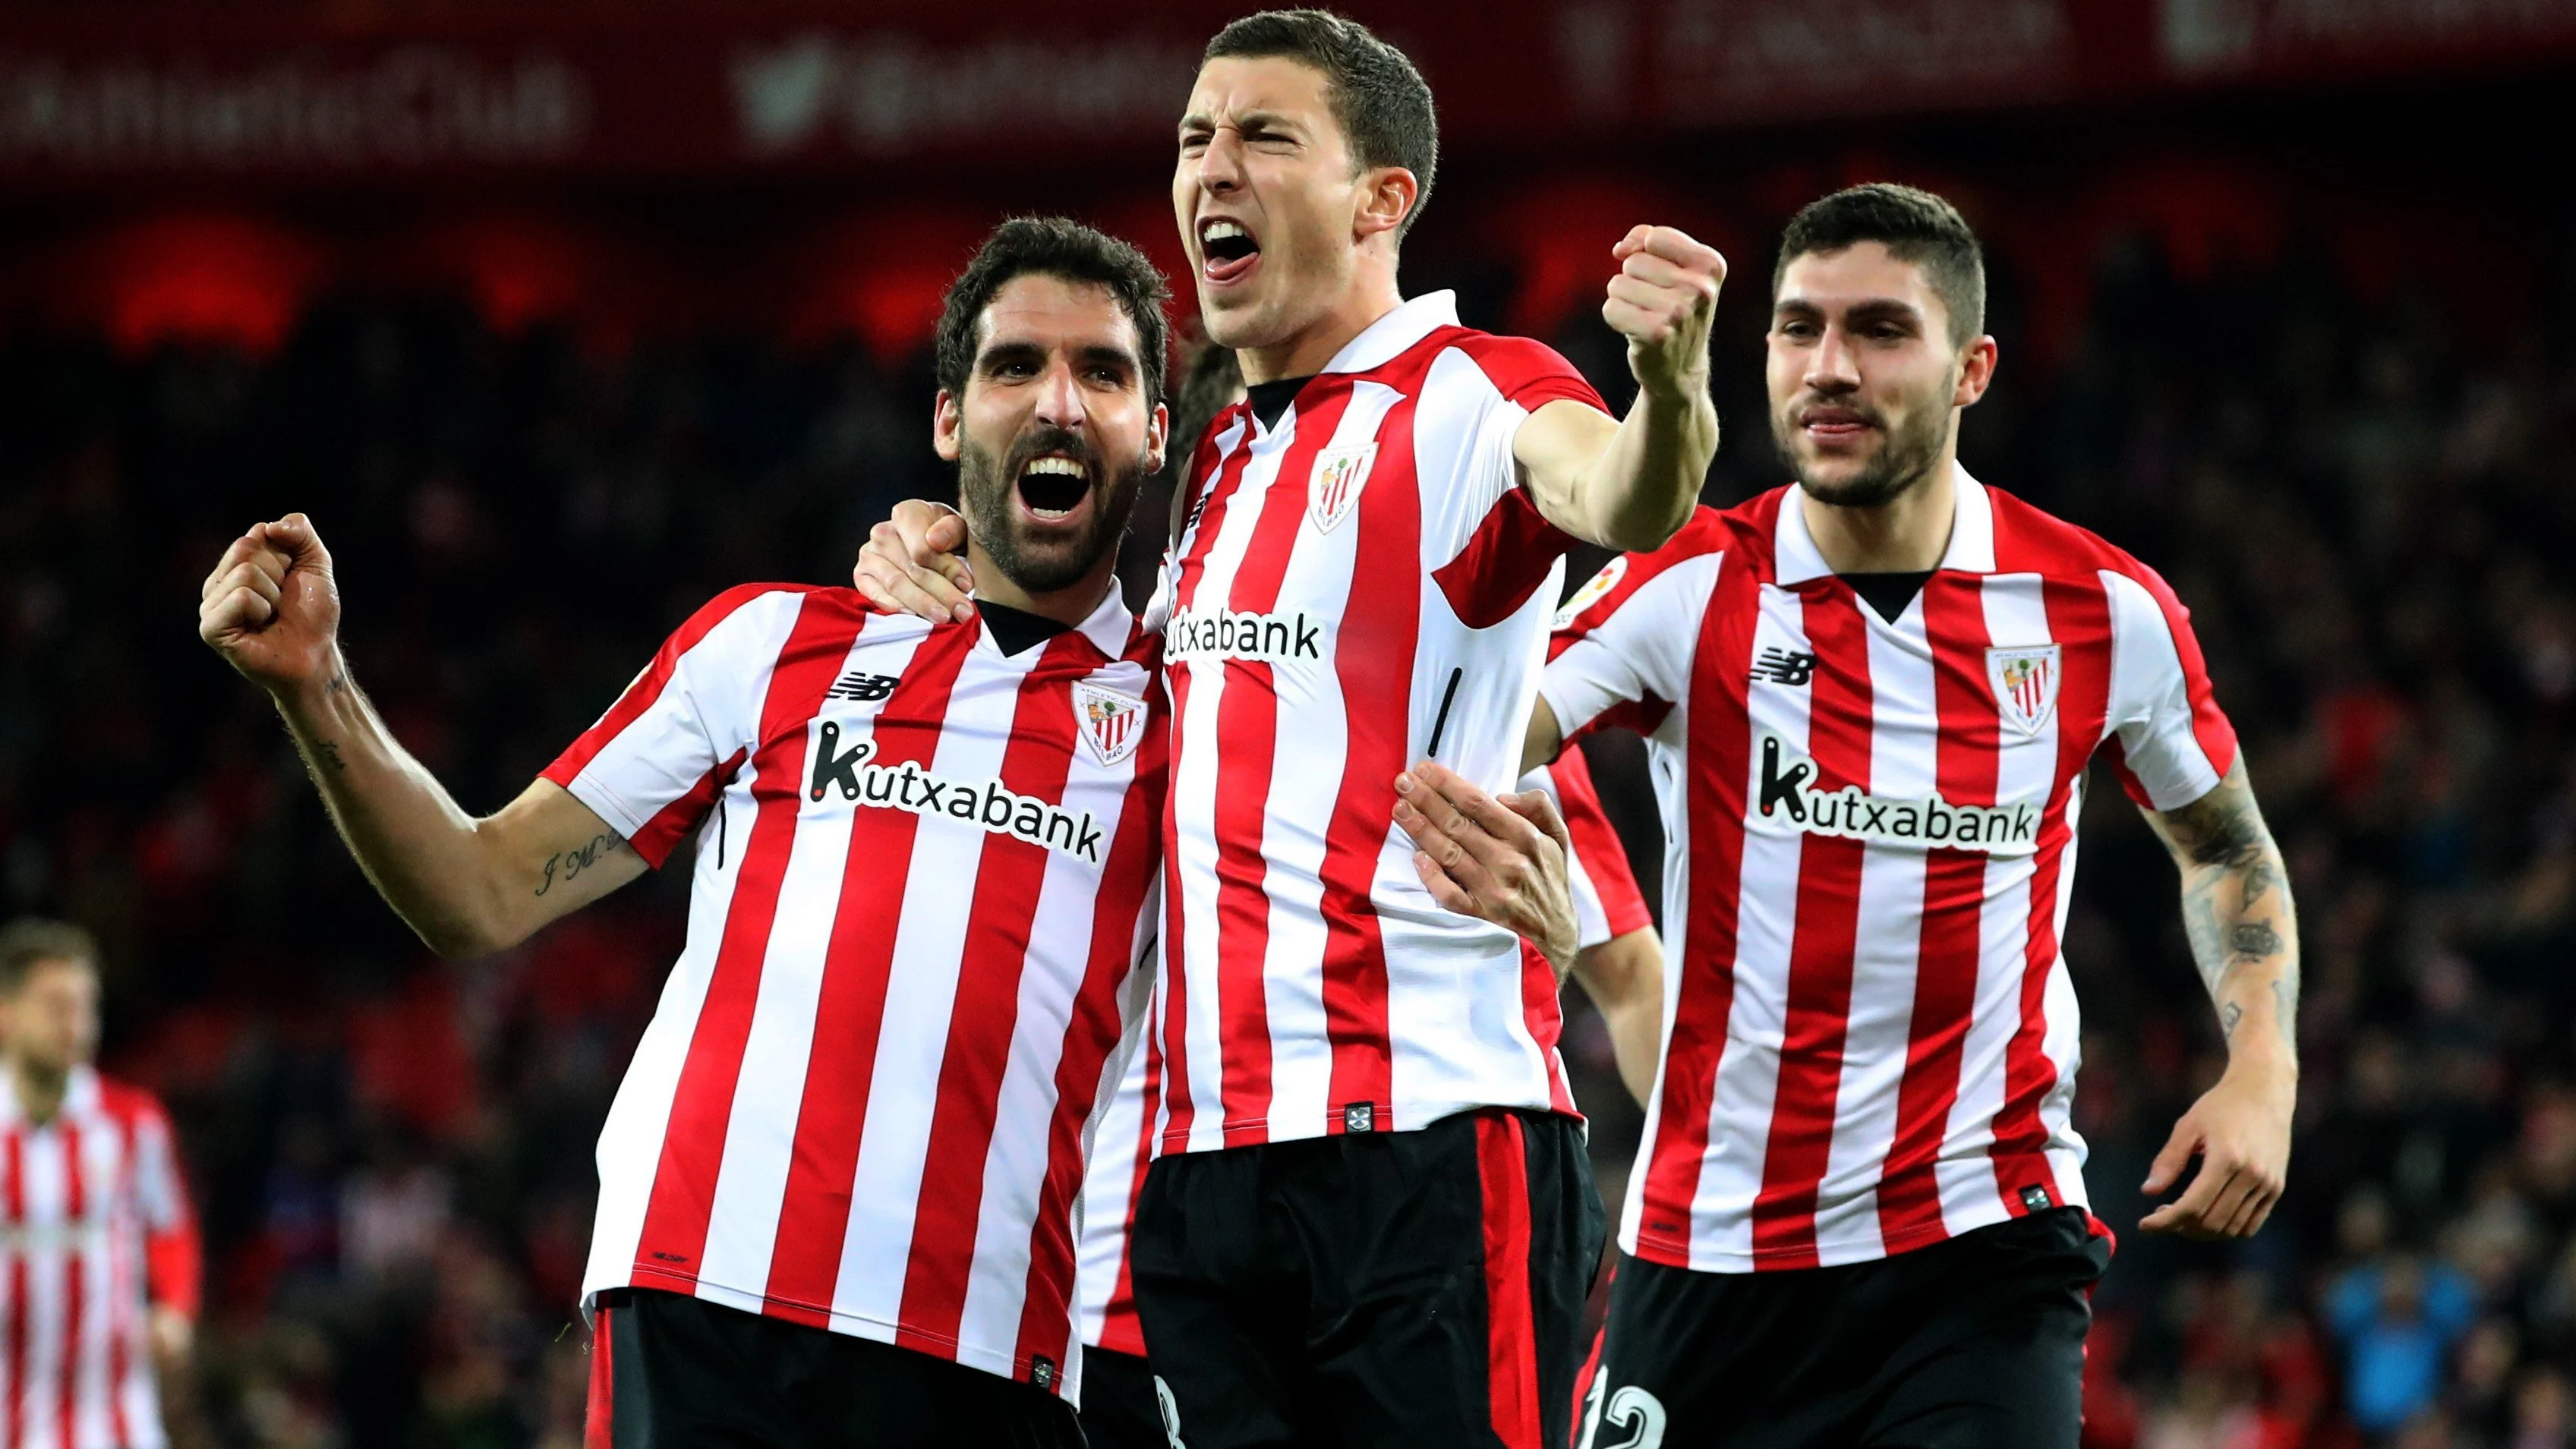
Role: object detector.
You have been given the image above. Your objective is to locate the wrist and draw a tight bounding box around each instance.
[2223,1042,2299,1088]
[274,651,353,728]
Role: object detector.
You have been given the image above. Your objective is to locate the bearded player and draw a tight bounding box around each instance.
[202,219,1178,1447]
[856,12,1723,1447]
[1485,184,2294,1447]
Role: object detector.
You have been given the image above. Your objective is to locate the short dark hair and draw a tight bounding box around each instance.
[0,918,97,997]
[934,217,1172,406]
[1204,10,1439,241]
[1774,184,1987,348]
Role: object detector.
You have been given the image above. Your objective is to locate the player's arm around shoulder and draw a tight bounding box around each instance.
[200,514,645,957]
[2136,758,2300,1240]
[1515,225,1726,553]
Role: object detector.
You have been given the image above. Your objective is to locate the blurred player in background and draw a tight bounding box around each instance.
[857,13,1721,1444]
[1509,184,2302,1447]
[0,918,200,1449]
[199,218,1177,1447]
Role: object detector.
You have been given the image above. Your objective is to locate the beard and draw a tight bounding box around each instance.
[957,425,1145,596]
[1772,386,1952,509]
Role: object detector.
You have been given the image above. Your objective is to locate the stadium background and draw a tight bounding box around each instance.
[2,1,2571,1444]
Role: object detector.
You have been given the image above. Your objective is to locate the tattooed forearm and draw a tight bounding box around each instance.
[2147,762,2300,1064]
[2231,921,2282,958]
[312,739,348,773]
[536,833,624,897]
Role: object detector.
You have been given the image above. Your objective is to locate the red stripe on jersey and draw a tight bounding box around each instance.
[1316,376,1419,1130]
[5,1129,23,1449]
[897,635,1092,1355]
[547,584,796,787]
[1012,694,1168,1376]
[584,1301,615,1449]
[1093,1024,1162,1358]
[761,620,978,1326]
[1988,576,2114,1211]
[1549,747,1652,940]
[58,1123,82,1449]
[2118,562,2237,788]
[1516,939,1578,1116]
[1208,386,1357,1143]
[1877,575,2004,1247]
[631,591,865,1294]
[1635,542,1762,1253]
[1433,488,1578,629]
[1748,587,1873,1268]
[1156,427,1255,1151]
[1475,1113,1542,1449]
[1449,332,1612,417]
[629,748,749,870]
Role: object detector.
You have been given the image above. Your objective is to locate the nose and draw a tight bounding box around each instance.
[1805,324,1862,394]
[1033,358,1089,431]
[1197,125,1245,197]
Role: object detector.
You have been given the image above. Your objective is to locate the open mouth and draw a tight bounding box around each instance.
[1017,453,1093,523]
[1197,216,1261,284]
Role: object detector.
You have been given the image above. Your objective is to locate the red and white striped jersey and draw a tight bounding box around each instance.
[1542,471,2237,1274]
[0,1066,200,1449]
[1148,291,1608,1154]
[544,584,1165,1400]
[1076,751,1653,1353]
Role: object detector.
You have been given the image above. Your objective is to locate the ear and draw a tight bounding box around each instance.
[932,388,963,462]
[1353,165,1420,245]
[1145,401,1171,477]
[1954,335,1999,409]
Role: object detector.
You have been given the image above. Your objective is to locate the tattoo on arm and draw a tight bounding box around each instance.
[313,740,348,773]
[536,833,625,897]
[2154,767,2300,1058]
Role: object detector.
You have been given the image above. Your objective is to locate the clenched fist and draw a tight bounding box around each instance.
[199,513,342,698]
[1603,225,1726,400]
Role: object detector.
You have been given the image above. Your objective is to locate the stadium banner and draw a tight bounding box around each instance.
[0,0,2568,181]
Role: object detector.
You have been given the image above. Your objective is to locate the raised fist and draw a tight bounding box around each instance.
[199,512,342,698]
[1602,224,1727,399]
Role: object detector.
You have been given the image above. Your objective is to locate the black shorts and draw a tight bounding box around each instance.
[1580,1208,2111,1449]
[585,1287,1084,1448]
[1079,1344,1174,1449]
[1132,1107,1605,1449]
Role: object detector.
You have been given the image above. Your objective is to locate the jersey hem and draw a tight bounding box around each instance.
[585,1265,1078,1401]
[1620,1173,2092,1272]
[1156,1095,1583,1154]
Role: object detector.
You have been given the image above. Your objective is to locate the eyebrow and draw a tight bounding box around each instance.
[1178,109,1301,137]
[974,339,1143,378]
[1772,297,1926,328]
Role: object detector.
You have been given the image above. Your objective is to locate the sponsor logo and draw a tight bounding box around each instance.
[1751,647,1817,686]
[1029,1355,1057,1391]
[1074,682,1147,768]
[1165,606,1324,665]
[1308,441,1376,532]
[1553,556,1629,629]
[806,724,1105,863]
[1987,644,2060,735]
[1342,1101,1376,1133]
[824,669,900,702]
[2019,1183,2054,1213]
[1751,729,2038,855]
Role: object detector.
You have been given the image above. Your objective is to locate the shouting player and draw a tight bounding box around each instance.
[1518,184,2300,1447]
[856,11,1723,1445]
[202,219,1177,1447]
[0,918,201,1449]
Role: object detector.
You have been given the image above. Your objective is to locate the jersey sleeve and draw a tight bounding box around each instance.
[1427,336,1611,629]
[541,584,806,868]
[2098,563,2240,811]
[1519,748,1652,949]
[133,1100,202,1320]
[1538,521,1726,744]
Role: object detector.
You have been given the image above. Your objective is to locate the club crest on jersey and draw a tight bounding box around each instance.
[1553,556,1629,629]
[1307,442,1376,533]
[1074,682,1147,768]
[1986,644,2061,736]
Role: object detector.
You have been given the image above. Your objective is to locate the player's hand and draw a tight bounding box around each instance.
[199,513,342,700]
[853,500,977,623]
[2139,1062,2294,1240]
[147,1304,194,1364]
[1393,761,1579,978]
[1603,225,1726,400]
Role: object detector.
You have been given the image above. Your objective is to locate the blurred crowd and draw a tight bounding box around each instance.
[0,197,2571,1447]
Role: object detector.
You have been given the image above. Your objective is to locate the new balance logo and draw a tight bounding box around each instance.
[1751,729,2038,855]
[806,723,1105,862]
[825,670,900,702]
[1751,648,1817,686]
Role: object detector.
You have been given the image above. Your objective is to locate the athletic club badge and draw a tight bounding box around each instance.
[1073,682,1147,767]
[1986,644,2061,736]
[1307,442,1376,533]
